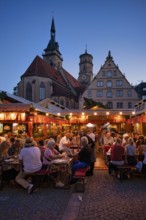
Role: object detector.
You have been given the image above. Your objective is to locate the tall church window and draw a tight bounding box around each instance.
[39,82,45,100]
[26,82,32,101]
[106,91,112,98]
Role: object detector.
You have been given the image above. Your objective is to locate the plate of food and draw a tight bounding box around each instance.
[52,159,67,164]
[4,158,14,162]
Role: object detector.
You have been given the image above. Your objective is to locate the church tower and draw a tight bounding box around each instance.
[78,48,93,88]
[42,17,63,69]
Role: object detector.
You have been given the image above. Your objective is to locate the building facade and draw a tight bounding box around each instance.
[79,51,140,110]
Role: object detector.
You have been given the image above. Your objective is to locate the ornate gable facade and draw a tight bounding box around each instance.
[79,51,140,109]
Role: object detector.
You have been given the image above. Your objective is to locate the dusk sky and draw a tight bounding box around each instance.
[0,0,146,94]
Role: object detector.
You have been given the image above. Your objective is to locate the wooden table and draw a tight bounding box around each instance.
[49,158,73,187]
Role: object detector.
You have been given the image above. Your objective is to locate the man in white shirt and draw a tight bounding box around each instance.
[88,129,96,142]
[15,137,42,194]
[59,132,72,153]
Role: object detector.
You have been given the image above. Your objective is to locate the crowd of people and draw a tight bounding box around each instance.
[102,131,146,177]
[1,128,146,193]
[0,128,96,193]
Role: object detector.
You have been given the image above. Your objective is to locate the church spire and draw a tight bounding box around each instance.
[42,17,63,69]
[51,16,55,42]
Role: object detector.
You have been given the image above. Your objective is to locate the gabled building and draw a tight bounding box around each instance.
[79,51,140,110]
[16,17,83,109]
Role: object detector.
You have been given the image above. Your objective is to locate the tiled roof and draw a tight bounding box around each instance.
[51,82,72,97]
[21,56,67,86]
[62,68,82,88]
[21,56,83,97]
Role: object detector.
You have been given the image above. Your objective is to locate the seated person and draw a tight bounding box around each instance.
[58,132,72,153]
[141,142,146,173]
[42,139,65,168]
[125,137,137,165]
[15,137,42,194]
[71,136,91,183]
[0,140,10,157]
[42,139,66,187]
[8,138,21,156]
[108,138,124,175]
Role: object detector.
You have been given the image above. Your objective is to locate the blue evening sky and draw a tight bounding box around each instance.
[0,0,146,93]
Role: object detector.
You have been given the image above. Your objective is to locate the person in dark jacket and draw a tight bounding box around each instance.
[79,130,96,176]
[72,136,91,174]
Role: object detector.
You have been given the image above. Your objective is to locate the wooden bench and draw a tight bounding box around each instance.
[26,168,51,187]
[73,167,89,192]
[117,165,137,182]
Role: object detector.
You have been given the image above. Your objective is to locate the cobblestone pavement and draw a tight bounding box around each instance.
[77,170,146,220]
[0,171,146,220]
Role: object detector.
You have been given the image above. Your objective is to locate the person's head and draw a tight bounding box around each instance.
[123,133,129,139]
[138,135,144,144]
[106,131,111,138]
[115,137,122,145]
[0,141,10,156]
[38,139,44,147]
[47,139,56,149]
[128,137,134,145]
[24,137,35,148]
[65,132,71,139]
[81,136,88,146]
[10,137,15,144]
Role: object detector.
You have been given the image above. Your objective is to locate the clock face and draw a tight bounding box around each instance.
[82,74,86,80]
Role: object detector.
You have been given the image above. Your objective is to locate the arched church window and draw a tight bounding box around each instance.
[39,82,45,100]
[26,82,32,101]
